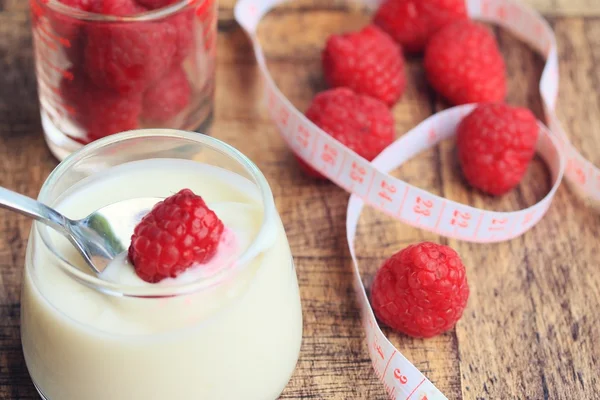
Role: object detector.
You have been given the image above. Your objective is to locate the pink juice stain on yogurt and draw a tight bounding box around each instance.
[159,227,241,286]
[100,227,240,287]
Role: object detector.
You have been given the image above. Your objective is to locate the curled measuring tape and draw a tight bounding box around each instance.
[234,0,599,398]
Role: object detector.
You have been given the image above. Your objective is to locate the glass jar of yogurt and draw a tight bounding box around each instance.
[20,129,303,400]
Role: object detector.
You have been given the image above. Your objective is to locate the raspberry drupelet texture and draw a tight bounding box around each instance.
[135,0,178,8]
[142,65,191,123]
[128,189,224,283]
[371,242,470,338]
[424,20,506,105]
[60,69,143,143]
[52,0,97,39]
[457,103,539,196]
[298,88,395,179]
[84,0,178,93]
[373,0,468,53]
[90,0,145,15]
[322,25,406,106]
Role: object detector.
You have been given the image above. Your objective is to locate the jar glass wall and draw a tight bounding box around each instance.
[29,0,217,160]
[21,130,303,400]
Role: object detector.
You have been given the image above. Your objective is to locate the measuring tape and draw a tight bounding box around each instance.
[234,0,599,398]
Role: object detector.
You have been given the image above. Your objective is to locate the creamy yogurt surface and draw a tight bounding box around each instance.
[21,158,303,400]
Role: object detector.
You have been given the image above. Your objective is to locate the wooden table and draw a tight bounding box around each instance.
[1,0,599,398]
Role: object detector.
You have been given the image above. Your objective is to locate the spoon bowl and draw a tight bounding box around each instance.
[0,187,160,274]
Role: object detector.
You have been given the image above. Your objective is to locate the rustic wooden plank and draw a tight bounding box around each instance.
[552,17,600,166]
[526,0,600,16]
[0,4,54,399]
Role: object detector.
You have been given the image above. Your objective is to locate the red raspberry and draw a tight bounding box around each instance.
[371,242,469,338]
[142,66,191,123]
[84,1,177,93]
[424,20,506,105]
[135,0,178,8]
[59,0,97,12]
[373,0,468,53]
[46,0,96,45]
[60,70,142,143]
[169,6,196,63]
[90,0,146,14]
[128,189,224,283]
[457,103,538,195]
[322,25,406,107]
[298,88,395,179]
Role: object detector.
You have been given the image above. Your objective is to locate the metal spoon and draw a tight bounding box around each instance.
[0,187,160,274]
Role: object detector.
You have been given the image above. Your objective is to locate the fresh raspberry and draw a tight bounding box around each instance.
[298,88,395,179]
[169,5,196,63]
[373,0,468,53]
[128,189,224,283]
[424,20,506,105]
[46,0,96,44]
[84,89,142,141]
[142,66,191,123]
[90,0,146,15]
[322,25,406,106]
[99,0,197,64]
[457,103,539,195]
[135,0,177,8]
[60,0,97,11]
[60,70,142,142]
[83,1,177,93]
[371,242,469,338]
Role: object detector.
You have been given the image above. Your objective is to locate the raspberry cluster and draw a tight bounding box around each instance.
[300,0,542,337]
[300,0,512,183]
[47,0,215,143]
[303,0,538,196]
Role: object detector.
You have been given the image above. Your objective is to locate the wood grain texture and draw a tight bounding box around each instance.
[217,0,600,18]
[525,0,600,16]
[1,0,600,399]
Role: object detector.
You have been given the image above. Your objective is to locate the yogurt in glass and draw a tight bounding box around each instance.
[20,130,303,400]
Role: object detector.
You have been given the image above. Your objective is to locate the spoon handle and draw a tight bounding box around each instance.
[0,187,71,235]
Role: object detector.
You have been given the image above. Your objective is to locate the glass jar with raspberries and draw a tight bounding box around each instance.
[29,0,217,160]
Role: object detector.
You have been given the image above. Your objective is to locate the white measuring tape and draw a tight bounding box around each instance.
[234,0,599,398]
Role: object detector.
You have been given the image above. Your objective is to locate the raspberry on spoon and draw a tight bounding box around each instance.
[135,0,178,9]
[373,0,468,53]
[128,189,224,283]
[60,69,142,143]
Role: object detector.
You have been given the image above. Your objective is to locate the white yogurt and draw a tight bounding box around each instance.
[21,158,303,400]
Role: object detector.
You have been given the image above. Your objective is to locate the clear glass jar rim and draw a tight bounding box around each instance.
[44,0,199,22]
[35,129,278,298]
